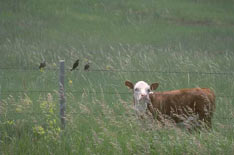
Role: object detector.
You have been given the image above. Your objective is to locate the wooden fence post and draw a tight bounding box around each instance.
[0,85,1,105]
[59,60,66,129]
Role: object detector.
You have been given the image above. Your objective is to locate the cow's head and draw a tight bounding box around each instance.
[125,80,159,113]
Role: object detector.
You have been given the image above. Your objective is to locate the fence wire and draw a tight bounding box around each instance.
[1,90,234,98]
[0,111,233,120]
[1,67,234,76]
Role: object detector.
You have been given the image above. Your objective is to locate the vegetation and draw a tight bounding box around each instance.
[0,0,234,154]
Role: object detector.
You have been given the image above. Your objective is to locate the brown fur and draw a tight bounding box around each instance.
[147,88,216,128]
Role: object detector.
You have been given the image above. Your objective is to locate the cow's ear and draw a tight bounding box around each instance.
[150,83,159,90]
[125,81,134,89]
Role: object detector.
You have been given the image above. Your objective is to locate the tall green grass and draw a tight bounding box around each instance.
[1,0,234,154]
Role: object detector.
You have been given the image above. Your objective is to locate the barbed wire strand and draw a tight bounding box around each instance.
[0,111,233,120]
[1,67,234,75]
[1,90,234,98]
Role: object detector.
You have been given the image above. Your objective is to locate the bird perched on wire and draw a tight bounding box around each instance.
[84,62,90,71]
[39,61,46,69]
[70,59,79,71]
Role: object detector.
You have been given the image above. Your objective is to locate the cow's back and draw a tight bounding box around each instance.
[149,88,215,124]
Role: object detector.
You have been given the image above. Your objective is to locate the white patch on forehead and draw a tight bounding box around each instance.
[134,81,150,89]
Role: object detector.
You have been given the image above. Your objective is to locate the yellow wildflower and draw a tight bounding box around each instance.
[52,63,57,67]
[40,68,44,72]
[33,125,45,135]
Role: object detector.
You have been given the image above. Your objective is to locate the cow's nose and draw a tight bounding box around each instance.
[141,94,147,98]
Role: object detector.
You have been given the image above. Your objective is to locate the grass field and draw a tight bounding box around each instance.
[1,0,234,154]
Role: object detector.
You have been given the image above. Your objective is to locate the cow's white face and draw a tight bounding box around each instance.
[134,81,151,103]
[125,80,159,114]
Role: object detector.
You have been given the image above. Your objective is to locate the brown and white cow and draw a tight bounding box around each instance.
[125,80,216,128]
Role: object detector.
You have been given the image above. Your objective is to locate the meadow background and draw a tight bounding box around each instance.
[1,0,234,154]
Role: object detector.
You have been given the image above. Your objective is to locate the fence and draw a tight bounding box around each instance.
[1,67,234,75]
[1,61,234,128]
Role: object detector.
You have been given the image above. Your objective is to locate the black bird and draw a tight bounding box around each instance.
[39,61,46,69]
[71,59,79,71]
[84,63,90,71]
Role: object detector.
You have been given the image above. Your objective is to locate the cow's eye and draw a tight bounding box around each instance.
[147,89,150,93]
[134,88,139,92]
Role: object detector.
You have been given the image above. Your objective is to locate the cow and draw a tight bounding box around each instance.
[125,80,216,129]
